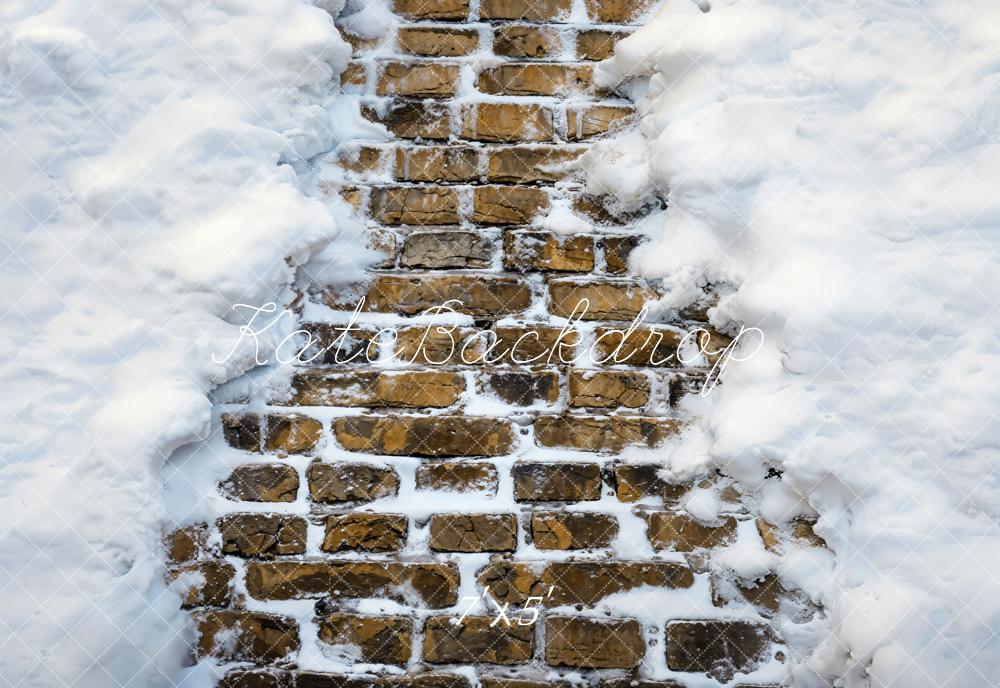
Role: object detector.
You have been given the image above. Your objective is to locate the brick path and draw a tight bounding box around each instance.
[164,2,827,686]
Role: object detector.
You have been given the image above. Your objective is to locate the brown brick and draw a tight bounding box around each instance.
[614,463,688,503]
[393,0,469,20]
[357,275,532,317]
[567,104,636,140]
[462,103,554,143]
[342,61,366,87]
[574,192,648,225]
[473,186,550,225]
[368,228,398,269]
[666,620,777,682]
[494,25,560,58]
[480,560,693,606]
[480,0,571,21]
[318,614,412,666]
[646,512,739,551]
[602,235,641,273]
[549,279,655,321]
[365,101,451,140]
[395,146,481,182]
[322,513,408,553]
[576,29,630,60]
[713,572,784,615]
[370,186,459,225]
[221,412,261,452]
[339,185,364,210]
[261,413,323,454]
[486,369,559,405]
[534,415,678,452]
[429,513,517,552]
[401,230,494,269]
[336,145,385,174]
[283,370,464,408]
[196,611,299,663]
[756,517,827,554]
[416,462,499,493]
[545,616,644,669]
[245,561,459,608]
[165,524,205,565]
[530,511,618,550]
[219,670,288,688]
[600,681,682,688]
[424,616,533,664]
[585,0,653,23]
[378,61,459,98]
[568,370,650,408]
[298,323,379,365]
[492,325,580,365]
[478,63,592,97]
[486,146,583,183]
[296,673,470,688]
[168,561,234,608]
[593,326,682,366]
[512,461,601,502]
[504,231,594,272]
[395,325,484,365]
[482,680,568,688]
[307,462,399,504]
[334,415,516,457]
[220,464,299,503]
[398,27,479,56]
[218,513,307,558]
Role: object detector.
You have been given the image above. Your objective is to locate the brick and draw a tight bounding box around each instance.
[534,415,678,452]
[568,370,650,408]
[307,462,399,504]
[378,61,459,98]
[342,61,366,87]
[219,670,289,688]
[416,462,499,493]
[504,231,594,272]
[400,230,494,269]
[218,513,307,558]
[549,279,655,321]
[196,611,299,663]
[365,101,451,140]
[600,681,682,688]
[482,680,572,688]
[713,573,784,615]
[462,103,554,143]
[494,25,560,59]
[574,192,646,224]
[370,186,459,225]
[322,513,408,553]
[480,0,571,21]
[334,415,516,457]
[395,146,481,182]
[368,228,398,268]
[245,561,459,608]
[336,145,385,174]
[473,186,550,225]
[263,413,323,454]
[492,325,579,365]
[646,512,739,551]
[395,325,484,365]
[487,146,583,183]
[585,0,654,23]
[339,185,363,210]
[298,323,379,365]
[398,27,479,57]
[429,513,517,552]
[666,620,776,682]
[168,561,234,608]
[486,369,559,405]
[602,235,641,273]
[165,524,205,564]
[393,0,469,20]
[576,29,630,60]
[757,517,827,554]
[512,462,601,502]
[424,616,533,664]
[341,275,532,317]
[284,370,464,408]
[593,326,682,366]
[318,614,412,666]
[479,560,693,606]
[614,463,688,503]
[220,464,299,503]
[297,673,470,688]
[567,104,636,140]
[478,63,592,97]
[530,511,618,550]
[221,412,261,452]
[544,616,644,669]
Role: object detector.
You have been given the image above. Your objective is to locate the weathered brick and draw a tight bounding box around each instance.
[334,416,516,457]
[600,681,682,688]
[220,464,299,503]
[168,561,234,608]
[756,517,827,554]
[378,62,459,98]
[415,462,499,493]
[486,146,583,183]
[585,0,654,23]
[574,192,649,224]
[196,611,298,664]
[335,275,532,317]
[473,186,550,225]
[342,61,366,87]
[424,616,533,664]
[504,231,594,272]
[322,513,408,553]
[544,616,644,669]
[576,29,630,60]
[297,322,379,365]
[480,0,571,21]
[614,463,688,503]
[568,370,650,408]
[429,513,517,552]
[493,25,560,58]
[478,64,593,97]
[283,370,464,408]
[307,462,399,504]
[395,146,481,183]
[534,415,678,452]
[646,512,739,551]
[219,670,289,688]
[567,104,636,140]
[462,103,554,143]
[602,235,641,273]
[712,572,784,615]
[492,325,580,365]
[165,524,205,565]
[549,279,655,321]
[666,620,776,682]
[365,101,451,140]
[245,561,459,608]
[530,511,618,550]
[336,145,385,174]
[370,186,459,225]
[222,412,261,452]
[263,413,324,454]
[339,185,364,210]
[395,325,484,365]
[297,673,470,688]
[393,0,469,20]
[481,680,568,688]
[512,461,601,502]
[398,27,479,57]
[401,230,494,269]
[486,369,559,405]
[593,326,682,366]
[318,614,412,666]
[218,513,307,558]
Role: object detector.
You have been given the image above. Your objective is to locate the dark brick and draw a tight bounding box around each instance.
[307,462,399,504]
[322,513,408,553]
[415,462,499,494]
[512,462,601,502]
[486,369,559,405]
[196,611,299,663]
[424,616,533,664]
[429,513,517,552]
[220,464,299,503]
[544,616,644,669]
[318,614,412,665]
[530,511,618,549]
[666,620,777,682]
[218,513,307,558]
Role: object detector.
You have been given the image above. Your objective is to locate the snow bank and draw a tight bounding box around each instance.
[590,0,1000,685]
[0,1,360,686]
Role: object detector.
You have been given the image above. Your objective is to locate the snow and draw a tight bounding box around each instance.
[590,0,1000,685]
